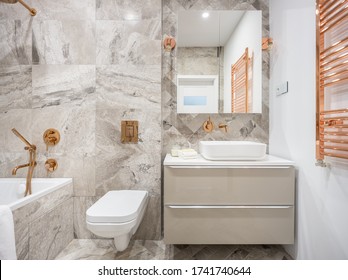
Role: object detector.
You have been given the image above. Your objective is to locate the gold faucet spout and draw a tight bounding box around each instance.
[12,163,30,175]
[218,123,228,132]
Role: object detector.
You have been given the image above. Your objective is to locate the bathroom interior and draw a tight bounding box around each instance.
[0,0,347,261]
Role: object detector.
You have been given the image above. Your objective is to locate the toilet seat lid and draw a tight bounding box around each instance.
[86,190,148,223]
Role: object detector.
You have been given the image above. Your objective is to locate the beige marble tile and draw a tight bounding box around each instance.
[0,109,32,153]
[55,239,117,260]
[73,196,100,239]
[177,47,219,75]
[32,20,96,64]
[29,198,74,260]
[31,103,96,157]
[12,205,32,260]
[0,152,28,177]
[34,0,95,21]
[134,194,161,240]
[32,65,95,109]
[0,19,32,65]
[29,182,73,221]
[96,20,161,65]
[96,0,160,20]
[95,64,161,201]
[0,1,34,20]
[0,66,32,112]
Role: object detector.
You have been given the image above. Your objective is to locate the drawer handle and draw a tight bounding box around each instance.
[165,205,293,209]
[166,166,292,169]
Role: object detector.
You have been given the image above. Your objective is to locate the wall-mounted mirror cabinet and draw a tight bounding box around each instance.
[177,10,262,114]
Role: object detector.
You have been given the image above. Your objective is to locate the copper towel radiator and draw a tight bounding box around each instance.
[231,48,252,113]
[316,0,348,163]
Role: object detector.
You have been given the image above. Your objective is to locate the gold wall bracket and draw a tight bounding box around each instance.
[163,36,176,52]
[43,128,60,149]
[262,37,273,51]
[121,121,138,143]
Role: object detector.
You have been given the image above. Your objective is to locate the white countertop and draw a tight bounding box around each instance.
[163,154,295,166]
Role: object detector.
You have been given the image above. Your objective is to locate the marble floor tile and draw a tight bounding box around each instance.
[55,239,293,260]
[55,239,117,260]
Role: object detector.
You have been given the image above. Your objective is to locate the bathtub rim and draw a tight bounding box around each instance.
[0,178,73,211]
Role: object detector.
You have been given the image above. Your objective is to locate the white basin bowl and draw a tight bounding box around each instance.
[199,141,267,160]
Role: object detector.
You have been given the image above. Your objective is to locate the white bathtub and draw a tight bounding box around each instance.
[0,178,73,211]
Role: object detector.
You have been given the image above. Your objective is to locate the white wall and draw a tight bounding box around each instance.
[270,0,348,259]
[223,11,262,113]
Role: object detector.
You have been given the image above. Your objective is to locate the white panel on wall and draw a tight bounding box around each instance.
[177,75,219,113]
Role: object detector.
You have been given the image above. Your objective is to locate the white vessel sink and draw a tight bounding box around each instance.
[199,141,267,160]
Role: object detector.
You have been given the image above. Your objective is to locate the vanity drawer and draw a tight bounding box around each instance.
[164,166,295,205]
[164,206,294,244]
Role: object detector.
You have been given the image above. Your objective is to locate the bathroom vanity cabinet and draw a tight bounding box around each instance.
[163,154,295,244]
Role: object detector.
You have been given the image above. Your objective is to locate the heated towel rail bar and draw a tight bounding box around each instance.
[231,48,252,113]
[316,0,348,163]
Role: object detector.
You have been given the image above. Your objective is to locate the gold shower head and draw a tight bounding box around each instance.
[0,0,36,16]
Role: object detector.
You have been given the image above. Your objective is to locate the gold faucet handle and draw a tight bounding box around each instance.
[218,124,228,132]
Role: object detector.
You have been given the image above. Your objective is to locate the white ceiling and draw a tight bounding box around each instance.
[178,10,246,47]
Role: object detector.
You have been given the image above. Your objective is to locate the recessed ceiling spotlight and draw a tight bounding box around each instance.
[202,12,210,18]
[124,13,140,21]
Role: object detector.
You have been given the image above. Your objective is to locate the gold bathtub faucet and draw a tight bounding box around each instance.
[11,128,37,196]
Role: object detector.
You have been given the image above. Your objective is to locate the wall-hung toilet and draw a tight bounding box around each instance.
[86,190,148,251]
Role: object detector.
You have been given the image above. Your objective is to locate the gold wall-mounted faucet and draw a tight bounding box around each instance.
[11,128,37,196]
[218,123,228,132]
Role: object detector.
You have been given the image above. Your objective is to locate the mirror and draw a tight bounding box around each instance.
[177,10,262,114]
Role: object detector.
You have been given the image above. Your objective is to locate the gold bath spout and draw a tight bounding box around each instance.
[218,123,228,133]
[12,163,30,175]
[11,128,37,196]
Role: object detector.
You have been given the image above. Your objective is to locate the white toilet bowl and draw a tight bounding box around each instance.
[86,190,148,251]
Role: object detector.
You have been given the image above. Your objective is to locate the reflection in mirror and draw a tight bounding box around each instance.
[177,10,262,114]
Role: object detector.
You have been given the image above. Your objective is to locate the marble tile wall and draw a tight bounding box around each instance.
[12,182,73,259]
[0,0,161,243]
[162,0,270,154]
[177,47,220,75]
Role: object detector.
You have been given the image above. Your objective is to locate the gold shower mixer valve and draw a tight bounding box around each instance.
[45,159,58,172]
[43,128,60,147]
